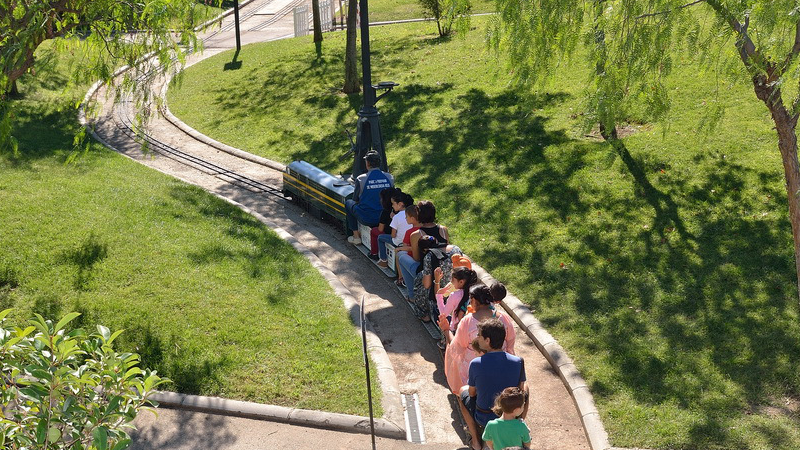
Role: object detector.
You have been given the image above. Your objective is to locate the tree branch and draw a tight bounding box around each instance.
[705,1,757,65]
[636,0,706,20]
[776,18,800,79]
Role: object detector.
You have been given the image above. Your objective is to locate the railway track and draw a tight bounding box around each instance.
[112,95,286,199]
[104,0,298,201]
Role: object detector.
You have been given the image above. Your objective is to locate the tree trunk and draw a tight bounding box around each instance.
[754,74,800,299]
[766,99,800,299]
[343,0,359,93]
[312,0,323,43]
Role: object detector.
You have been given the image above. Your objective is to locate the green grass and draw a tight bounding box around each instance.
[168,18,800,450]
[368,0,495,22]
[0,40,379,416]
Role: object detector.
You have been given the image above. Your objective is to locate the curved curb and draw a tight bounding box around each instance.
[148,391,402,438]
[206,192,405,435]
[193,0,258,33]
[80,87,405,441]
[158,78,285,172]
[471,262,611,450]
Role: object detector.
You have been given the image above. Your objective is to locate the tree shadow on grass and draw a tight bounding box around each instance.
[58,232,109,291]
[470,128,799,447]
[168,184,303,303]
[119,322,229,395]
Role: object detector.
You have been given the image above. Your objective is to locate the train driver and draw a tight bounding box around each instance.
[346,151,395,244]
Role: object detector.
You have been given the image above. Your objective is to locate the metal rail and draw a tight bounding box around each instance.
[113,97,286,199]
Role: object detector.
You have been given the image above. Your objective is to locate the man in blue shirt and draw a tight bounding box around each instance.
[459,318,528,450]
[346,151,394,244]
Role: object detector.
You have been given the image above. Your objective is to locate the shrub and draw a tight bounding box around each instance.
[418,0,472,36]
[0,310,166,450]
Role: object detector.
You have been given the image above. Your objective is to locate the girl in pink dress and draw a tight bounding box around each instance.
[439,282,515,395]
[434,266,479,333]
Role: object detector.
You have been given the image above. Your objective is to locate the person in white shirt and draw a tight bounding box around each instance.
[377,192,414,267]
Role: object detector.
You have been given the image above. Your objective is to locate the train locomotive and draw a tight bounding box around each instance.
[282,160,354,233]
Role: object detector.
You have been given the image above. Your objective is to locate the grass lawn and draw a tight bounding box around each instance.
[368,0,495,23]
[0,39,380,416]
[168,17,800,450]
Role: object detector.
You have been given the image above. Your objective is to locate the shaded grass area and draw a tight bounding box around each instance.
[169,18,800,449]
[0,40,379,416]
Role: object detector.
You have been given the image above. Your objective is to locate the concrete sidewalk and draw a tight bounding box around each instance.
[131,408,456,450]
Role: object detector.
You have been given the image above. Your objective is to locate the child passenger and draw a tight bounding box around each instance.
[434,266,479,333]
[482,387,531,450]
[377,192,414,267]
[369,187,399,260]
[392,205,420,287]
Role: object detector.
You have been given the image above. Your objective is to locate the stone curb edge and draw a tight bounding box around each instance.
[158,77,286,172]
[79,84,406,441]
[147,391,402,438]
[471,262,611,450]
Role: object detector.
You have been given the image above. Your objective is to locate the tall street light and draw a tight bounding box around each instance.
[351,0,398,179]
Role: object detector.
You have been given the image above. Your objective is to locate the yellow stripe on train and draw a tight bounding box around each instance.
[283,174,346,214]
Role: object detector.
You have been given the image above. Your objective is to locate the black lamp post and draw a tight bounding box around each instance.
[351,0,398,179]
[233,0,241,52]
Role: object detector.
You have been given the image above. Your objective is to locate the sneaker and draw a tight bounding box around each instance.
[377,260,388,267]
[347,236,359,244]
[368,253,379,260]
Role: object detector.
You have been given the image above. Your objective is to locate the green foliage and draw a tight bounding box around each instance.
[168,21,800,448]
[488,1,800,132]
[0,0,218,155]
[0,310,167,450]
[417,0,472,36]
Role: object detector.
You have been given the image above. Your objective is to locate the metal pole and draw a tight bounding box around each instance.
[360,295,377,450]
[359,0,375,109]
[233,0,242,51]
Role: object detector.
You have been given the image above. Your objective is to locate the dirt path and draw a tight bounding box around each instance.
[87,3,590,448]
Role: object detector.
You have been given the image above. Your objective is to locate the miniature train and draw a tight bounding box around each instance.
[282,160,404,278]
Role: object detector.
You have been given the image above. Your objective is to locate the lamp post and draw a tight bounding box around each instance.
[233,0,241,52]
[351,0,398,179]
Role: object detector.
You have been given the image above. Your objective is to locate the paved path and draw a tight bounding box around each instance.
[86,2,592,449]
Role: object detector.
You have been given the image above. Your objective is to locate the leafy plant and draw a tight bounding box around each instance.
[0,309,167,450]
[417,0,471,36]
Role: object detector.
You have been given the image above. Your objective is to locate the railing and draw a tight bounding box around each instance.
[294,0,346,37]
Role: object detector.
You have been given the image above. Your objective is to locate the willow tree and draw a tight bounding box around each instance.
[490,0,800,300]
[0,0,204,154]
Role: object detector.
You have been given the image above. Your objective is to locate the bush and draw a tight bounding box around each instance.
[0,310,166,450]
[418,0,471,36]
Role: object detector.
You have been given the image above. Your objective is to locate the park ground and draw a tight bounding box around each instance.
[2,2,800,449]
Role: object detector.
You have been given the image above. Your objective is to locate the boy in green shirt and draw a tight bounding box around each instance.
[482,387,531,450]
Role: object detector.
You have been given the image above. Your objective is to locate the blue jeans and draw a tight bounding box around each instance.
[345,199,377,231]
[397,251,419,298]
[345,199,359,231]
[377,233,395,260]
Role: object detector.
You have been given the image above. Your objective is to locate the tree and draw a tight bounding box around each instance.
[312,0,323,44]
[490,1,800,301]
[418,0,472,37]
[0,309,167,450]
[343,0,360,93]
[0,0,204,155]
